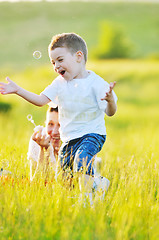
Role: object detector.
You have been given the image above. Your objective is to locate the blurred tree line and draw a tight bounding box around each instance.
[91,21,135,59]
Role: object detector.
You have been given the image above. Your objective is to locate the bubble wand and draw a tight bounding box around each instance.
[27,114,41,181]
[27,114,46,136]
[27,114,36,127]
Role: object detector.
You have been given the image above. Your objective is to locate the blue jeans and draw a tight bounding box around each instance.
[58,133,106,176]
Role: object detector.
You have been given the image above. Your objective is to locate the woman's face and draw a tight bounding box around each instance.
[46,111,60,150]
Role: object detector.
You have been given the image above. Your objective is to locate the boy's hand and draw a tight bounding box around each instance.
[0,77,19,95]
[101,81,116,102]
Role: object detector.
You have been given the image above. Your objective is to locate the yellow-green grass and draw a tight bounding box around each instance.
[0,59,159,239]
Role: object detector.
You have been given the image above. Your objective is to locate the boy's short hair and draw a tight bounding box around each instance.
[48,33,88,63]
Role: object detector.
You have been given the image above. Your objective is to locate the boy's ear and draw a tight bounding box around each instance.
[76,51,83,62]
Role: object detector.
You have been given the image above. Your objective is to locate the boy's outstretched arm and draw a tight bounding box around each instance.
[0,77,50,106]
[101,81,117,116]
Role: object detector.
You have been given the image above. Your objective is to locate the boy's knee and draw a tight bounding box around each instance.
[73,154,94,175]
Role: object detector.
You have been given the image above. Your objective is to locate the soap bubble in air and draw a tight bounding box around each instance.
[33,50,42,59]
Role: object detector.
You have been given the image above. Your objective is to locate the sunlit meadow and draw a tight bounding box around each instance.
[0,1,159,240]
[0,59,159,240]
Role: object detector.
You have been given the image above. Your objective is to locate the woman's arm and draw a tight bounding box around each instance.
[28,127,52,181]
[29,142,51,181]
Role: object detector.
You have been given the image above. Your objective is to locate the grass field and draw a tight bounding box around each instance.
[0,59,159,240]
[0,1,159,240]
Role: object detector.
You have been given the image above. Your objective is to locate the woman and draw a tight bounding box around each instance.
[27,106,60,181]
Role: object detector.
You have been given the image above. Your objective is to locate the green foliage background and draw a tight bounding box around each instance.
[0,1,159,69]
[0,2,159,240]
[91,21,135,59]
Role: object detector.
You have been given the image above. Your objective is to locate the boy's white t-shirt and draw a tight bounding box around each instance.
[42,70,117,142]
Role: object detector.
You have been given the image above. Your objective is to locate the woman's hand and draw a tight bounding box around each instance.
[32,126,51,149]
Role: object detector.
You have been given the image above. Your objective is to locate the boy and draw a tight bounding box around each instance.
[0,33,117,200]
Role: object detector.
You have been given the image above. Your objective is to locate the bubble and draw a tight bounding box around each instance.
[33,50,42,59]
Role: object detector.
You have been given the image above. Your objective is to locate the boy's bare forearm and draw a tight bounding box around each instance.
[0,77,50,106]
[101,81,117,116]
[105,100,117,116]
[16,87,49,106]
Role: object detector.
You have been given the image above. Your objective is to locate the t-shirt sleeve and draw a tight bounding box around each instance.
[95,77,118,112]
[41,77,59,105]
[27,137,40,162]
[49,145,56,165]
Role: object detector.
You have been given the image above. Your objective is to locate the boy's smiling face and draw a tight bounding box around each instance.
[49,47,84,81]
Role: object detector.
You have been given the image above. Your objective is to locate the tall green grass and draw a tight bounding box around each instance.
[0,2,159,239]
[0,59,159,239]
